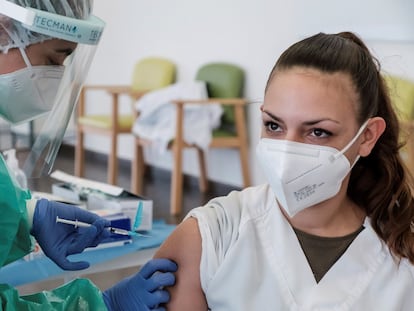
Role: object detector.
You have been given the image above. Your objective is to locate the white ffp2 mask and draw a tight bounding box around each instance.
[256,121,368,217]
[0,65,64,124]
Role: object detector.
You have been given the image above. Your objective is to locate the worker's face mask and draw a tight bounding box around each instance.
[255,120,369,217]
[0,64,64,124]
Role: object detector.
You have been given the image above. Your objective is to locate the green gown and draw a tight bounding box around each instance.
[0,154,107,310]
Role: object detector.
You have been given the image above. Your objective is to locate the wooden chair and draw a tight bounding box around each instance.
[132,62,251,215]
[384,75,414,172]
[75,57,176,185]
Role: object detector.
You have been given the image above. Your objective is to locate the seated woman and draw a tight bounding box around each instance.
[154,31,414,310]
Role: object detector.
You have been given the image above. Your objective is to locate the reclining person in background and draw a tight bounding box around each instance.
[154,31,414,310]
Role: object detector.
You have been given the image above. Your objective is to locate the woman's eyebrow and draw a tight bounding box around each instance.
[262,109,339,125]
[262,110,281,122]
[303,119,340,126]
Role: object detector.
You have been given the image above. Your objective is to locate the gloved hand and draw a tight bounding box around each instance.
[103,258,178,311]
[30,198,111,270]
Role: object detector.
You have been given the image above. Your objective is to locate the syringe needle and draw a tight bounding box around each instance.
[109,227,130,236]
[56,216,139,236]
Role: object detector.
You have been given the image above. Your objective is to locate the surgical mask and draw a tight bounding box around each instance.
[256,121,369,217]
[0,65,64,124]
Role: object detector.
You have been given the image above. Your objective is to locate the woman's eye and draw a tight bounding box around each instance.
[311,128,331,138]
[264,121,281,133]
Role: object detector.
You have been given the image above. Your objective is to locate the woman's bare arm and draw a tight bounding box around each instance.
[154,217,208,310]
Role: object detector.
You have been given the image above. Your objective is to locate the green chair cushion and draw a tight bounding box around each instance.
[131,57,176,92]
[195,63,244,126]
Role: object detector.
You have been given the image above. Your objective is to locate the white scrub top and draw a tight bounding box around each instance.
[187,184,414,311]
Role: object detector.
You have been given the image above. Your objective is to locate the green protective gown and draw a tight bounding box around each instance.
[0,154,107,310]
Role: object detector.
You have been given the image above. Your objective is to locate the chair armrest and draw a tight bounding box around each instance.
[171,98,247,106]
[78,85,148,120]
[171,99,248,134]
[171,98,249,146]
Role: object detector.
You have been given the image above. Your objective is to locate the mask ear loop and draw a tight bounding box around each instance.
[330,119,370,163]
[18,47,33,69]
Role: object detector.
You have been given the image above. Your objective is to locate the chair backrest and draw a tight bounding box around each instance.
[384,75,414,122]
[196,63,244,125]
[131,57,176,93]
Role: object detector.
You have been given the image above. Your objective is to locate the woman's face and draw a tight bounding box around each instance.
[0,39,76,74]
[262,67,362,160]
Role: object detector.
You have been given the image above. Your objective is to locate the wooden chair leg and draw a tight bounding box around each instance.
[171,143,184,216]
[197,148,208,192]
[234,105,251,188]
[239,144,251,188]
[131,140,145,195]
[75,129,84,177]
[170,102,185,215]
[108,133,117,185]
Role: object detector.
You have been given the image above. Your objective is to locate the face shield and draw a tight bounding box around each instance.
[0,0,105,178]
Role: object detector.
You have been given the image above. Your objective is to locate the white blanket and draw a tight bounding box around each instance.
[132,81,223,152]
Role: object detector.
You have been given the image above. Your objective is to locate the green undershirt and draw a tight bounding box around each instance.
[293,225,365,283]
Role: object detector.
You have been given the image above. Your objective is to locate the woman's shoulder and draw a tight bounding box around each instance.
[188,183,274,225]
[210,183,273,214]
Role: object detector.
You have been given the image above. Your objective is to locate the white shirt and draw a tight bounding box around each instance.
[187,184,414,311]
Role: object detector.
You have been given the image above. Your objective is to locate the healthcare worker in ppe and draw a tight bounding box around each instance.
[0,0,177,310]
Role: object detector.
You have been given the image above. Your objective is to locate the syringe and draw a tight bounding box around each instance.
[56,216,134,236]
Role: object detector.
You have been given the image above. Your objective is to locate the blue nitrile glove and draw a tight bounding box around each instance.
[103,258,178,311]
[30,198,111,270]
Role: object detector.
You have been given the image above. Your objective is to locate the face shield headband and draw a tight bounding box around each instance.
[1,0,104,45]
[0,0,105,178]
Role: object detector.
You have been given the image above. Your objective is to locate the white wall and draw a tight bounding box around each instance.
[79,0,414,187]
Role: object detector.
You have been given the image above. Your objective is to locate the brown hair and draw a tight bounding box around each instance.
[266,32,414,263]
